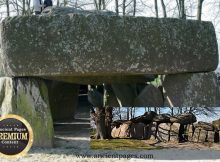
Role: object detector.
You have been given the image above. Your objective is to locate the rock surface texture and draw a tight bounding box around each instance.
[0,7,218,80]
[0,77,54,147]
[163,72,220,107]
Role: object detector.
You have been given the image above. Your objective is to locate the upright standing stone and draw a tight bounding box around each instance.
[134,85,164,107]
[149,122,158,140]
[104,84,120,107]
[187,124,194,142]
[111,126,120,138]
[0,77,54,147]
[157,123,171,142]
[111,84,136,106]
[219,131,220,143]
[46,80,79,120]
[118,123,130,138]
[170,123,180,142]
[163,72,220,107]
[198,129,207,143]
[193,128,200,143]
[207,131,215,143]
[212,119,220,131]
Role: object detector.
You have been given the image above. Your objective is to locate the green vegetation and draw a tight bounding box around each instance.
[90,139,162,150]
[148,75,163,88]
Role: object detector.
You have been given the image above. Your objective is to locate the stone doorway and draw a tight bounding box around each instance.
[50,84,91,149]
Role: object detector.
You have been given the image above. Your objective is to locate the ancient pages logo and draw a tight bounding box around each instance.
[0,114,33,158]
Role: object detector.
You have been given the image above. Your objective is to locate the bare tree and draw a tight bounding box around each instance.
[6,0,10,16]
[179,0,186,19]
[160,0,167,17]
[197,0,204,20]
[133,0,136,16]
[123,0,126,16]
[154,0,158,18]
[91,107,106,139]
[115,0,119,15]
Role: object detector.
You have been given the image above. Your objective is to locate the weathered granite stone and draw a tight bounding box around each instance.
[195,122,214,131]
[207,131,215,142]
[219,131,220,143]
[198,129,207,143]
[0,77,54,147]
[193,128,200,142]
[149,122,158,140]
[46,80,79,120]
[111,126,120,138]
[0,8,218,79]
[111,123,131,138]
[170,113,196,125]
[157,123,171,142]
[193,128,207,143]
[170,123,180,142]
[104,84,120,107]
[212,119,220,131]
[186,124,194,142]
[111,84,136,106]
[134,85,164,107]
[131,111,157,125]
[118,123,131,138]
[163,72,220,107]
[153,114,170,123]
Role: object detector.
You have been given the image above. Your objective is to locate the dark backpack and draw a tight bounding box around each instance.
[44,0,52,8]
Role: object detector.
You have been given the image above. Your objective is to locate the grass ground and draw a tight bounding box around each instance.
[90,139,162,150]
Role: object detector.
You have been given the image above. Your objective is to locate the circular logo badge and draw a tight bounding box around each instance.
[0,114,33,158]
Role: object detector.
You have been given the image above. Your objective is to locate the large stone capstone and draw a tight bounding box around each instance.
[0,7,218,82]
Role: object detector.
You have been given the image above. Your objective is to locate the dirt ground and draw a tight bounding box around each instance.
[144,140,220,150]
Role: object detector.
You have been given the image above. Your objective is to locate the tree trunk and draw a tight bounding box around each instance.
[133,108,135,118]
[179,0,186,19]
[197,0,204,21]
[105,107,113,139]
[15,0,19,15]
[95,107,106,139]
[57,0,60,6]
[22,0,25,15]
[161,0,167,18]
[127,107,129,120]
[119,107,122,120]
[98,0,102,10]
[94,0,98,10]
[154,0,158,18]
[115,0,119,15]
[26,0,31,15]
[64,0,67,7]
[123,0,126,16]
[158,107,161,114]
[6,0,10,17]
[102,0,106,10]
[133,0,136,16]
[176,0,180,18]
[171,107,174,116]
